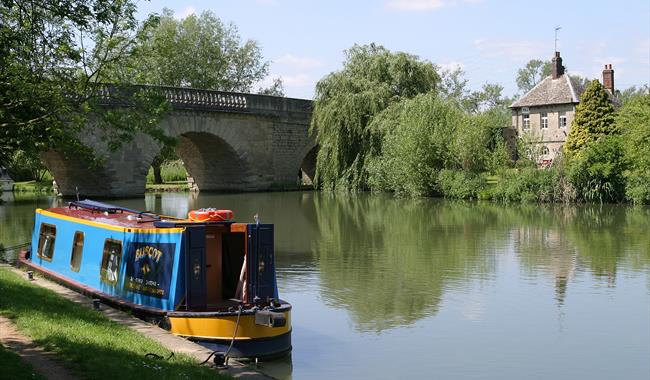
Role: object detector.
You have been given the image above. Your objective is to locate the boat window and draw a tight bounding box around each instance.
[37,223,56,261]
[100,239,122,285]
[70,231,84,272]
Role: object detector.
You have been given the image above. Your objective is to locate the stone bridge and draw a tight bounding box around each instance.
[42,85,317,197]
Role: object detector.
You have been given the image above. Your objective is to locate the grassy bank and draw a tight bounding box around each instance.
[0,345,46,380]
[0,268,229,380]
[12,181,53,193]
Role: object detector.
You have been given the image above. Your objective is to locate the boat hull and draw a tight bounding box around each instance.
[19,251,292,359]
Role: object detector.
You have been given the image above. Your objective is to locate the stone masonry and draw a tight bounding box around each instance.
[42,87,315,197]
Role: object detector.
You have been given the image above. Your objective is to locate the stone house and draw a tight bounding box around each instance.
[508,52,616,165]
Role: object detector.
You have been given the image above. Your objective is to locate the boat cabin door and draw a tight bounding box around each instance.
[247,223,278,302]
[186,227,206,310]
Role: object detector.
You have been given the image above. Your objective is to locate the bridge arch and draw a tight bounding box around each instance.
[176,132,253,192]
[298,145,318,185]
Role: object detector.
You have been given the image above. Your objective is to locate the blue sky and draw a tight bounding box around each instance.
[136,0,650,99]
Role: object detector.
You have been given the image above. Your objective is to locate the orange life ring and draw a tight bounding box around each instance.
[188,208,234,222]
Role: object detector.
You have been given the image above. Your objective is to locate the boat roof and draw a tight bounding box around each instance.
[40,200,234,230]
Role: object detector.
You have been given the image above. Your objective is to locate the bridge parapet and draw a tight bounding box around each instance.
[95,84,311,117]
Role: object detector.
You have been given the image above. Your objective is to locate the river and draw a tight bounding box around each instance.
[1,191,649,379]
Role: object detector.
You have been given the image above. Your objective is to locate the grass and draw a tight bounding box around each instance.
[146,161,188,184]
[0,268,230,380]
[0,344,46,380]
[12,181,53,193]
[146,181,190,192]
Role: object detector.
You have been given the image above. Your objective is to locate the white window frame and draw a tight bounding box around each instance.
[541,112,548,129]
[559,112,567,128]
[522,114,530,130]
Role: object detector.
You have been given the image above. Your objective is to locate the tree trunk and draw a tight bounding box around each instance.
[152,162,163,184]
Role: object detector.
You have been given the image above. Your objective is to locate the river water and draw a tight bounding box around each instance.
[1,191,649,379]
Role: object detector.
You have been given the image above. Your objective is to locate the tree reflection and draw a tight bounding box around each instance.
[311,195,505,332]
[309,195,650,332]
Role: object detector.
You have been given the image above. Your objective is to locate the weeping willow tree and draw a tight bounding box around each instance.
[311,43,439,191]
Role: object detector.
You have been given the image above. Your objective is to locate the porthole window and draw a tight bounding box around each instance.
[70,231,84,272]
[100,239,122,285]
[37,223,56,261]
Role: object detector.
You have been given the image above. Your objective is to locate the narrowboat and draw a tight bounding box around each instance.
[20,200,291,359]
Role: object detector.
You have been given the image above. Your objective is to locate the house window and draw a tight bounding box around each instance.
[542,146,550,155]
[70,231,84,272]
[522,114,530,130]
[559,112,567,128]
[37,223,56,261]
[541,112,548,129]
[100,239,122,285]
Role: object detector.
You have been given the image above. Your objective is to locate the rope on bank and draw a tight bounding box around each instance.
[200,303,244,367]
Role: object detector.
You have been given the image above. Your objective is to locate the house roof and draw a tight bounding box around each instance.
[510,73,585,108]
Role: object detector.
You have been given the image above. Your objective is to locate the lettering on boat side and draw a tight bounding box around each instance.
[124,242,176,298]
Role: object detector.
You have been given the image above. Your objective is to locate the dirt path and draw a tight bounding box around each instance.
[0,316,80,380]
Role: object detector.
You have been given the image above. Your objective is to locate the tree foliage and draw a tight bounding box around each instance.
[103,8,272,93]
[366,94,509,197]
[516,59,552,94]
[617,93,650,203]
[567,135,627,203]
[0,0,169,173]
[564,80,616,156]
[311,44,439,191]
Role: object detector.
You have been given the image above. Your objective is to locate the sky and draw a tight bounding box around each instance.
[135,0,650,100]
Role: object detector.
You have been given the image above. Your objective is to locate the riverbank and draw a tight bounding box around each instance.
[0,266,234,380]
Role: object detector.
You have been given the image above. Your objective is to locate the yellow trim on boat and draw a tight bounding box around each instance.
[169,310,291,340]
[36,209,185,234]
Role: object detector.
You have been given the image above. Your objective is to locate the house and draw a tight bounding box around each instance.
[508,51,616,164]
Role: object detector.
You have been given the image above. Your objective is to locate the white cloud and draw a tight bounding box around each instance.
[438,61,465,72]
[385,0,483,11]
[177,6,196,19]
[275,54,324,69]
[474,38,547,63]
[278,73,315,87]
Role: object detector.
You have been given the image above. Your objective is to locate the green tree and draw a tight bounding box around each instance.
[567,135,627,203]
[311,43,439,191]
[0,0,169,174]
[105,8,272,92]
[617,93,650,203]
[617,85,649,106]
[564,80,616,156]
[99,8,281,182]
[516,59,552,94]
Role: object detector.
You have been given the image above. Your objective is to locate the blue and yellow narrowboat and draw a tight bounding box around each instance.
[20,200,291,359]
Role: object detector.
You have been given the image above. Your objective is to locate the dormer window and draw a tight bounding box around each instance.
[541,112,548,129]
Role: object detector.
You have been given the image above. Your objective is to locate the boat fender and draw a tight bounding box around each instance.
[254,309,286,328]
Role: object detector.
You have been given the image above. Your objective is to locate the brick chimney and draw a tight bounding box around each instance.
[602,64,614,94]
[552,51,564,79]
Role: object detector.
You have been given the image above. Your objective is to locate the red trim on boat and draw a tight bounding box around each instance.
[18,250,166,316]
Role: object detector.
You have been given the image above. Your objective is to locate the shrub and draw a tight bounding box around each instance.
[367,94,463,197]
[491,167,560,203]
[566,135,627,203]
[436,170,486,199]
